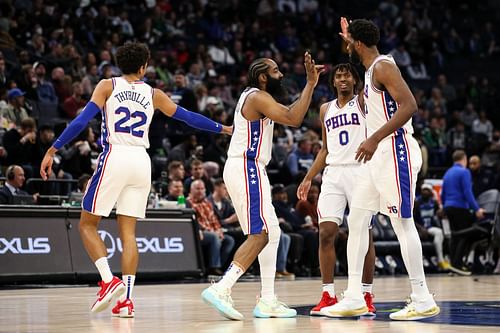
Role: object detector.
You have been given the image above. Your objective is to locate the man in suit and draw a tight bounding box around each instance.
[0,165,31,204]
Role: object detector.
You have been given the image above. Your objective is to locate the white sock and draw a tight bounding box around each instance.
[119,275,135,302]
[390,217,431,301]
[361,283,373,294]
[344,208,372,300]
[95,257,113,283]
[322,283,335,297]
[215,262,244,291]
[258,225,280,302]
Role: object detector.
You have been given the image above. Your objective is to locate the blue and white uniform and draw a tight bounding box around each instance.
[351,55,422,218]
[224,87,276,235]
[317,95,366,224]
[83,77,154,218]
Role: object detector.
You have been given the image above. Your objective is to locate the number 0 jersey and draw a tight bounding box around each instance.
[324,95,366,166]
[227,87,274,166]
[102,77,155,148]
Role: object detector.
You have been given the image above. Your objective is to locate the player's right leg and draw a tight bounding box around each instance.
[310,221,339,315]
[79,210,125,313]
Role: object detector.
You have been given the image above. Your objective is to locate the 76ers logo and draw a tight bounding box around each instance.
[387,205,398,214]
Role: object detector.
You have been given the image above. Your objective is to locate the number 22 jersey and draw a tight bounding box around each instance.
[103,77,155,148]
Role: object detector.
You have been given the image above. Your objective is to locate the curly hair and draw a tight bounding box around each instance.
[330,63,362,95]
[116,42,150,75]
[348,19,380,47]
[247,58,270,88]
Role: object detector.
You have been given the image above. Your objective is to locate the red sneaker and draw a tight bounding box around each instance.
[310,291,338,316]
[91,276,126,313]
[112,298,135,318]
[363,292,376,315]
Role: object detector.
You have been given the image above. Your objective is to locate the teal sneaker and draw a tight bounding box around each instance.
[201,285,244,321]
[253,296,297,318]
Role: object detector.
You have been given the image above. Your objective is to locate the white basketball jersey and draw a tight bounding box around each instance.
[227,87,274,166]
[364,55,413,140]
[324,95,366,165]
[102,77,155,148]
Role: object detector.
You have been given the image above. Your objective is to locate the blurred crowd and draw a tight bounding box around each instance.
[0,0,499,276]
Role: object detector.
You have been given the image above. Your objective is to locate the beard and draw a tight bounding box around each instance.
[349,47,361,65]
[265,74,285,99]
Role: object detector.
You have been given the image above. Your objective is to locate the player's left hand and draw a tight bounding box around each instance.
[355,136,379,163]
[339,17,354,44]
[222,125,233,135]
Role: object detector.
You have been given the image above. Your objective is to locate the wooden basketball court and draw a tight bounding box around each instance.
[1,275,499,332]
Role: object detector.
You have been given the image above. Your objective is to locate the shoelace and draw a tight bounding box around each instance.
[268,297,290,310]
[217,288,235,307]
[401,297,416,312]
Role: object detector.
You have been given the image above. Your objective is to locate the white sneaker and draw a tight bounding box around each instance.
[201,285,244,321]
[320,294,368,317]
[389,295,440,321]
[253,296,297,318]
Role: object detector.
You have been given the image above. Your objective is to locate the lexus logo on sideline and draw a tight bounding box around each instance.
[0,237,51,254]
[97,230,184,259]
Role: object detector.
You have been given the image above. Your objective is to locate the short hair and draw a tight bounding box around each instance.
[247,58,270,88]
[213,178,224,187]
[168,161,183,173]
[77,174,91,192]
[116,42,150,75]
[20,117,36,130]
[168,179,182,188]
[330,63,361,94]
[452,150,466,162]
[348,19,380,47]
[190,159,203,167]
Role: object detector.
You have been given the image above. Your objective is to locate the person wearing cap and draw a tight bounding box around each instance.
[414,183,449,271]
[0,88,29,128]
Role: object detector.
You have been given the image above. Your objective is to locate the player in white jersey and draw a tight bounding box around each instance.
[40,43,231,317]
[202,53,324,320]
[325,18,439,320]
[296,63,376,316]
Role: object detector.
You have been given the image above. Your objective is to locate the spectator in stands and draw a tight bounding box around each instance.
[446,120,467,152]
[208,178,244,249]
[33,61,58,104]
[166,160,186,182]
[184,159,213,196]
[442,150,485,274]
[436,74,457,106]
[414,183,449,270]
[295,181,320,229]
[63,82,87,119]
[2,117,37,178]
[272,183,318,276]
[468,155,497,197]
[472,111,494,142]
[460,102,478,129]
[164,179,184,201]
[187,179,235,276]
[166,134,198,166]
[286,136,314,180]
[0,88,29,128]
[59,126,97,179]
[0,165,34,204]
[422,116,447,166]
[390,44,411,69]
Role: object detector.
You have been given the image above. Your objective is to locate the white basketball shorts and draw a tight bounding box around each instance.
[317,165,360,224]
[82,144,151,218]
[223,157,278,235]
[351,133,422,218]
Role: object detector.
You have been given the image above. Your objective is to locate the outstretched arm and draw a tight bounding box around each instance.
[251,52,325,127]
[153,88,232,135]
[40,79,111,180]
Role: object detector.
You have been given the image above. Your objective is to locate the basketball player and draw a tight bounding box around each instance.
[202,52,324,320]
[296,63,376,316]
[322,18,439,320]
[40,43,231,318]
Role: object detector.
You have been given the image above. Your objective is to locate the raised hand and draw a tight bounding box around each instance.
[304,51,325,87]
[339,17,353,44]
[296,178,312,201]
